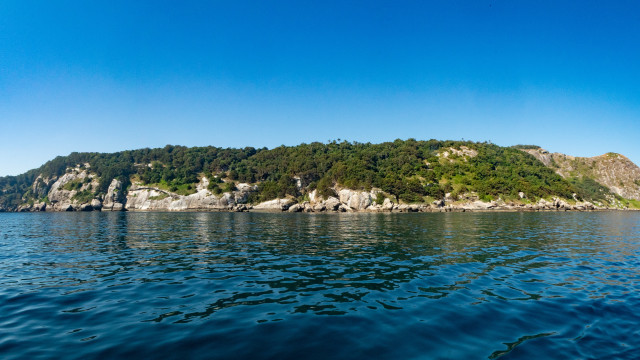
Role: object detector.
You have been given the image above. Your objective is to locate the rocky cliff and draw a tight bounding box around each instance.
[522,148,640,201]
[125,178,254,211]
[0,168,623,213]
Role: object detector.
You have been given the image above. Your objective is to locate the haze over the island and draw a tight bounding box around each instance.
[1,1,639,176]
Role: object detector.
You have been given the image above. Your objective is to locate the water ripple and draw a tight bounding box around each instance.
[1,212,640,359]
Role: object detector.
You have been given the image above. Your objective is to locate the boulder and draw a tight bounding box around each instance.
[111,203,125,211]
[253,198,294,211]
[338,189,372,210]
[366,204,382,212]
[462,201,494,211]
[91,199,102,211]
[80,204,94,211]
[324,197,341,211]
[234,204,248,212]
[537,199,551,209]
[103,179,125,211]
[308,190,319,204]
[382,198,394,211]
[33,202,46,212]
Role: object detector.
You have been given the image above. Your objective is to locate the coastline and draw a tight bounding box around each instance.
[4,205,638,213]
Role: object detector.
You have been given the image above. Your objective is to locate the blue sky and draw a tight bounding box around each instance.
[1,1,639,176]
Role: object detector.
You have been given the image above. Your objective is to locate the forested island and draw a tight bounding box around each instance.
[1,139,639,212]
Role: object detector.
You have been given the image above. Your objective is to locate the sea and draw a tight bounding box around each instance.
[1,211,639,359]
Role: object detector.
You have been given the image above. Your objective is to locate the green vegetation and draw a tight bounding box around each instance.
[206,177,236,195]
[625,199,640,209]
[146,180,198,196]
[569,177,614,203]
[149,193,170,201]
[511,145,541,150]
[62,180,84,191]
[71,190,94,203]
[635,179,640,187]
[0,139,634,210]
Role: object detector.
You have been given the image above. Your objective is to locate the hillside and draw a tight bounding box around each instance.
[521,147,640,203]
[1,140,639,212]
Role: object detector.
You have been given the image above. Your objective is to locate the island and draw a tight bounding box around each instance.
[1,140,639,213]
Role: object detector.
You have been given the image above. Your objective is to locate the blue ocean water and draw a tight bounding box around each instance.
[1,212,639,359]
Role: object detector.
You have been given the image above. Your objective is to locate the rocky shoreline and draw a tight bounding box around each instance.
[2,167,633,214]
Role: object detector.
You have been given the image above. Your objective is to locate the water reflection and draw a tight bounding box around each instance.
[1,212,640,359]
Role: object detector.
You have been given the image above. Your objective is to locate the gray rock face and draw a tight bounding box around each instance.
[253,198,294,211]
[383,198,394,210]
[312,203,326,212]
[338,189,374,210]
[125,178,255,211]
[80,203,94,211]
[111,203,125,211]
[103,179,125,211]
[33,202,46,212]
[324,197,341,211]
[461,201,497,210]
[9,163,614,212]
[91,199,102,210]
[32,176,55,199]
[523,148,640,201]
[47,170,99,211]
[308,190,319,204]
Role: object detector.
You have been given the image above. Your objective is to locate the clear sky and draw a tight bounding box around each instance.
[1,1,639,176]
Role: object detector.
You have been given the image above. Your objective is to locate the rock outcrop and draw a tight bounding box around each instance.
[338,189,376,210]
[103,179,125,211]
[523,148,640,201]
[46,169,101,211]
[124,179,255,211]
[253,198,294,211]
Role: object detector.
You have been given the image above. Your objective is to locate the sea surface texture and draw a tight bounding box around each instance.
[1,212,639,359]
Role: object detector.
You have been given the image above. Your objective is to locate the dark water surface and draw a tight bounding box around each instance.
[1,212,640,359]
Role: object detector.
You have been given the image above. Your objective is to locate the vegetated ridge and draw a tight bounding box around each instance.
[1,139,639,213]
[521,147,640,203]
